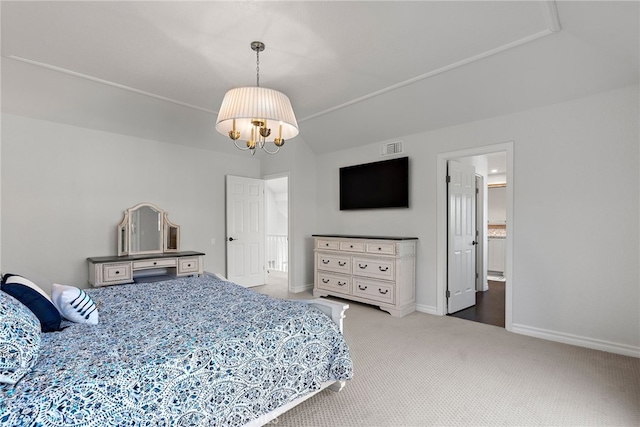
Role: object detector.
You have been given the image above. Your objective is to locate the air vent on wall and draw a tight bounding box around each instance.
[380,140,403,156]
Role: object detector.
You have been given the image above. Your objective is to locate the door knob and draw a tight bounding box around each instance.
[228,237,236,242]
[472,240,478,245]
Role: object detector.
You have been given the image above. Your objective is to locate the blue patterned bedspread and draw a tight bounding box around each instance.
[0,276,353,426]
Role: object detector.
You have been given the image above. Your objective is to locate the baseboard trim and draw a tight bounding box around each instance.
[511,323,640,358]
[415,304,438,315]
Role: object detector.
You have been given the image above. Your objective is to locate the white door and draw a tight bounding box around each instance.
[447,160,477,313]
[226,175,265,287]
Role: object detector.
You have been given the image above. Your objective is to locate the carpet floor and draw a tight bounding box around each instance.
[256,284,640,426]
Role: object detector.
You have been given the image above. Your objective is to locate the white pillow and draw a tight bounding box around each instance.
[51,284,99,325]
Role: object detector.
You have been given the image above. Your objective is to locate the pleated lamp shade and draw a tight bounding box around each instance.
[215,87,299,141]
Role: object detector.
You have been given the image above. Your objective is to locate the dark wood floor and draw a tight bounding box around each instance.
[448,280,505,327]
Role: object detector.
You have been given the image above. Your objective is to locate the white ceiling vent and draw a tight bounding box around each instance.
[381,140,403,156]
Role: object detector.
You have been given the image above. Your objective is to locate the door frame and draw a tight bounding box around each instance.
[263,172,291,292]
[475,174,486,292]
[436,141,514,331]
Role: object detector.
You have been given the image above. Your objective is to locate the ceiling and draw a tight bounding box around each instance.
[486,153,507,176]
[1,1,638,156]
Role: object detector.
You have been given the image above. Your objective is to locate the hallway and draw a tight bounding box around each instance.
[449,280,505,327]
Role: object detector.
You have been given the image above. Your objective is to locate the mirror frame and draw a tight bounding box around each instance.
[117,203,180,256]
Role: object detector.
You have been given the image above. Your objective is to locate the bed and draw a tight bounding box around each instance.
[0,275,353,426]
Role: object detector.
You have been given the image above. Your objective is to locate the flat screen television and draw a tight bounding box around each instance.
[340,157,409,210]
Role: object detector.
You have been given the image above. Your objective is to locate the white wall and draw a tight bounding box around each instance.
[1,113,260,292]
[316,85,639,355]
[488,173,507,185]
[488,186,506,223]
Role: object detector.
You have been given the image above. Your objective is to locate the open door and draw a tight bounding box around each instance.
[226,175,265,287]
[447,160,477,313]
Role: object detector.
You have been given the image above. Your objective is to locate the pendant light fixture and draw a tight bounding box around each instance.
[215,41,299,155]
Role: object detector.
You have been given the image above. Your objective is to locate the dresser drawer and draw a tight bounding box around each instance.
[316,253,351,274]
[178,257,200,274]
[366,242,396,255]
[352,257,395,281]
[317,239,339,250]
[339,241,365,252]
[103,263,132,282]
[133,258,177,269]
[317,272,351,295]
[353,278,394,304]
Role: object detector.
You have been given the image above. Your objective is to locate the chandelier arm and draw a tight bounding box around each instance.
[261,143,281,155]
[232,139,251,151]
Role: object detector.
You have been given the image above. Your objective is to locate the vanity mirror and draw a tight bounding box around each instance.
[117,203,180,256]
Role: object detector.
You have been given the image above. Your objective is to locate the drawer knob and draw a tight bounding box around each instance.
[379,266,389,272]
[350,245,353,248]
[378,247,382,251]
[338,281,346,286]
[358,285,368,291]
[322,259,330,264]
[322,278,329,283]
[115,271,120,274]
[358,264,368,269]
[338,261,346,266]
[187,264,192,267]
[378,288,389,295]
[325,243,329,246]
[153,262,157,265]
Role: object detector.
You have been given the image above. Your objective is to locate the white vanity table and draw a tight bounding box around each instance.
[87,251,204,287]
[87,203,204,287]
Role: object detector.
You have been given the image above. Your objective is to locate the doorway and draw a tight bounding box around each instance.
[264,175,289,292]
[450,153,507,327]
[436,142,513,331]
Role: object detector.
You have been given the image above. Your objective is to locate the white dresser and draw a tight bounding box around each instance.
[312,235,417,317]
[87,251,204,287]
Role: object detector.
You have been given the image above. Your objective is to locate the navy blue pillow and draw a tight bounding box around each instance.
[1,274,62,332]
